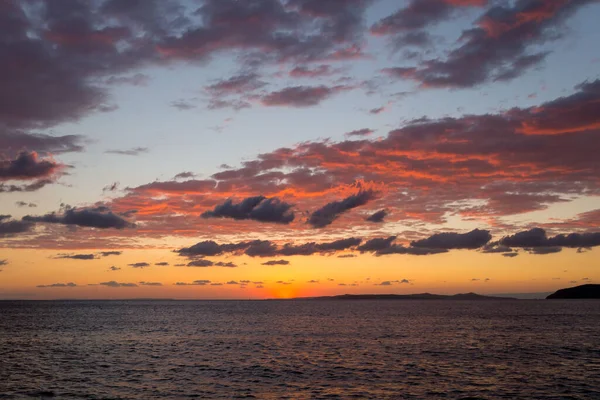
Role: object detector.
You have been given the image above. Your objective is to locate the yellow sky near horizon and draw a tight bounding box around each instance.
[0,247,597,299]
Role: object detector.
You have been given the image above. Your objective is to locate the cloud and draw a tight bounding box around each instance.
[0,130,85,155]
[345,128,374,138]
[369,106,386,115]
[55,253,96,260]
[206,73,266,97]
[289,65,339,78]
[261,260,290,266]
[390,1,596,87]
[308,190,375,228]
[501,228,600,249]
[245,241,279,257]
[0,260,7,266]
[128,262,150,268]
[0,151,63,181]
[307,280,319,284]
[103,182,120,192]
[100,281,138,288]
[186,259,237,268]
[23,206,134,229]
[526,246,563,255]
[279,238,362,256]
[105,73,150,86]
[411,229,492,249]
[0,179,55,193]
[175,280,212,286]
[214,261,237,268]
[178,237,362,258]
[105,147,149,156]
[366,210,387,223]
[202,196,294,224]
[174,172,197,180]
[261,85,351,107]
[155,262,169,266]
[519,80,600,135]
[139,281,163,286]
[375,245,448,256]
[100,251,122,257]
[15,201,37,208]
[170,100,197,111]
[108,266,121,271]
[358,236,397,252]
[37,282,77,288]
[0,218,34,237]
[371,0,485,35]
[157,0,372,65]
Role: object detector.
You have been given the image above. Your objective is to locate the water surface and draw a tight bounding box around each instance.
[1,300,599,399]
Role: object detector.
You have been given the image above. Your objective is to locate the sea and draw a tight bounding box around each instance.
[1,300,599,399]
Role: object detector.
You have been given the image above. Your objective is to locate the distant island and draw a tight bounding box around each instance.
[295,292,516,301]
[546,284,600,299]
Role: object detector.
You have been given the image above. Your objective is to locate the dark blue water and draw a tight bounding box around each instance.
[1,300,600,399]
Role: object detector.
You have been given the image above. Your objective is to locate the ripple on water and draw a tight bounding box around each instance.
[1,300,600,399]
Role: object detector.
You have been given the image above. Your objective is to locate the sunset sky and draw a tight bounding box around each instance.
[1,0,599,299]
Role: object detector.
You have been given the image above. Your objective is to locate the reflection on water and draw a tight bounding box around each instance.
[1,300,600,399]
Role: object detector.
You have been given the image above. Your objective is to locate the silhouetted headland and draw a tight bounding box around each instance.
[294,292,516,300]
[546,284,600,299]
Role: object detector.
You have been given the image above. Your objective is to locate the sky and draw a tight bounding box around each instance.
[1,0,599,299]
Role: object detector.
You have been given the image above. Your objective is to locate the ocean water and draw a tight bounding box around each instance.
[1,300,600,399]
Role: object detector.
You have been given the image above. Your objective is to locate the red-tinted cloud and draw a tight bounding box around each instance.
[0,152,63,181]
[384,0,596,87]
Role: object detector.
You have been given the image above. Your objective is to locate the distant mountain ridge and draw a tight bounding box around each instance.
[547,284,600,299]
[295,292,516,301]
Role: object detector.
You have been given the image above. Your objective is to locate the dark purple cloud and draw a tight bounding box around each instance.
[501,228,600,249]
[37,282,77,288]
[99,251,122,257]
[105,73,150,86]
[371,0,485,35]
[100,281,138,288]
[345,128,374,138]
[202,196,294,224]
[0,217,33,237]
[0,129,85,155]
[0,152,62,181]
[526,246,562,255]
[23,206,133,229]
[261,260,290,266]
[129,262,150,268]
[261,85,350,107]
[187,259,237,268]
[15,201,37,208]
[366,210,387,223]
[358,237,397,252]
[0,179,54,193]
[173,172,197,180]
[411,229,492,249]
[55,254,96,261]
[206,73,266,96]
[174,280,212,286]
[391,0,597,87]
[308,190,375,228]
